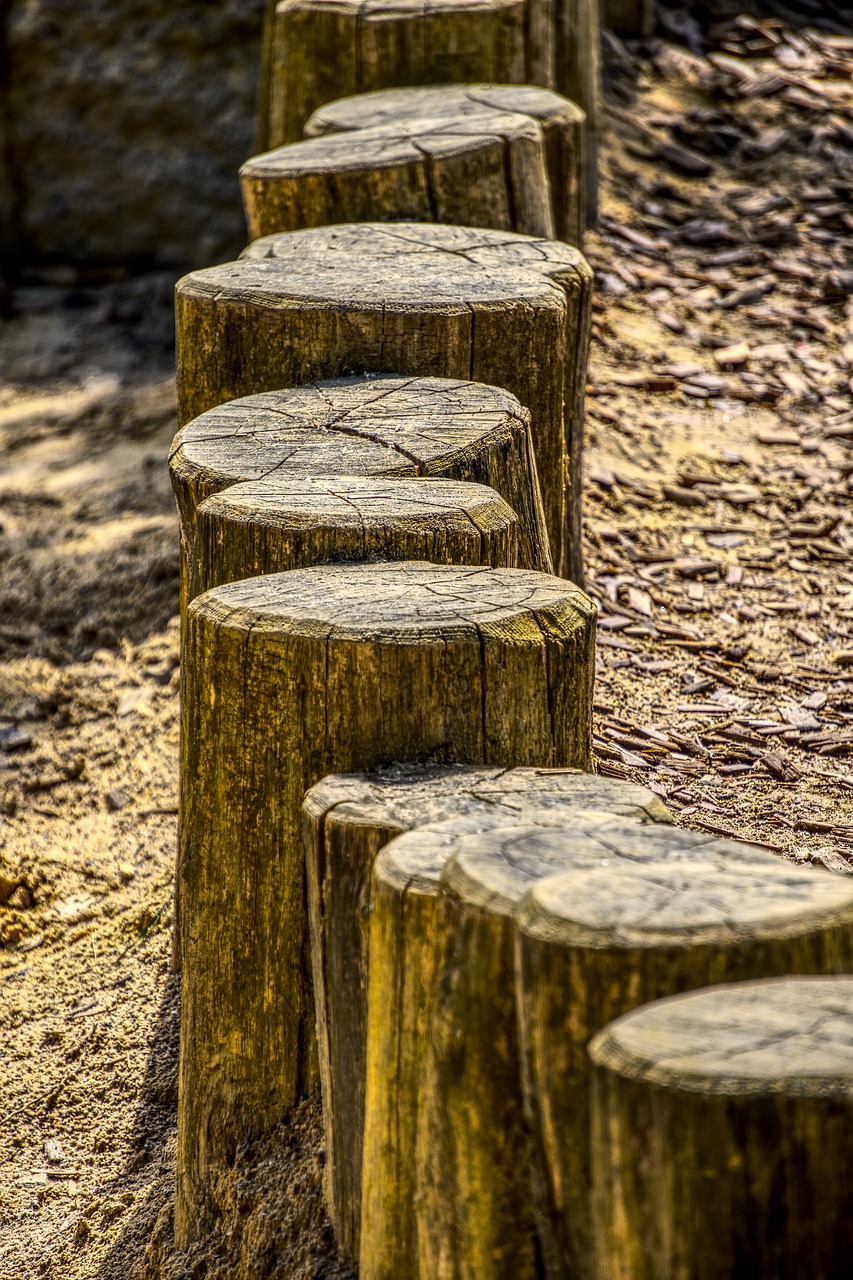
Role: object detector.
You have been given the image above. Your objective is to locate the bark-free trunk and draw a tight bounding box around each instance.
[175,223,593,582]
[176,561,595,1246]
[590,976,853,1280]
[306,82,588,242]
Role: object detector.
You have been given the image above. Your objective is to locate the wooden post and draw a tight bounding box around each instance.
[554,0,600,224]
[513,837,853,1279]
[189,474,530,600]
[306,83,588,243]
[267,0,552,148]
[302,769,669,1261]
[175,223,593,583]
[590,977,853,1280]
[176,562,596,1247]
[241,111,554,241]
[170,376,553,609]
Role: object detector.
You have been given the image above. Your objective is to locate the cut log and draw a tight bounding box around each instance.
[170,376,552,605]
[190,474,528,599]
[303,768,669,1261]
[176,562,596,1247]
[553,0,600,224]
[175,223,593,582]
[305,82,588,243]
[514,838,853,1279]
[241,111,554,241]
[267,0,551,148]
[590,976,853,1280]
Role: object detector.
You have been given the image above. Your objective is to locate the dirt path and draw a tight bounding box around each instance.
[1,14,852,1278]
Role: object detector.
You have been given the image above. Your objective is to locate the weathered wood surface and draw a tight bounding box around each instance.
[175,224,593,582]
[512,834,853,1279]
[241,111,554,241]
[590,977,853,1280]
[302,768,668,1261]
[554,0,600,223]
[267,0,550,148]
[170,376,552,592]
[176,562,596,1246]
[306,83,588,243]
[394,824,853,1280]
[190,474,526,599]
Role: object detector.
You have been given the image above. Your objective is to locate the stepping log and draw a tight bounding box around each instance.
[302,768,669,1261]
[190,474,528,599]
[176,562,596,1246]
[305,83,588,243]
[590,976,853,1280]
[175,224,593,582]
[266,0,549,148]
[170,376,552,601]
[241,111,555,242]
[552,0,600,224]
[371,823,853,1280]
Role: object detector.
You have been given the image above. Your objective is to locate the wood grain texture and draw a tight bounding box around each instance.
[553,0,600,223]
[590,977,853,1280]
[175,224,593,582]
[302,768,668,1261]
[190,474,527,599]
[511,836,853,1280]
[241,110,554,241]
[305,82,588,242]
[176,562,596,1247]
[267,0,547,147]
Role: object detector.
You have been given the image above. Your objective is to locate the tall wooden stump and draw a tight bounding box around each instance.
[554,0,600,224]
[306,83,588,243]
[369,823,853,1280]
[170,376,553,603]
[266,0,551,147]
[176,562,596,1246]
[590,977,853,1280]
[241,111,554,241]
[513,838,853,1279]
[302,769,668,1261]
[175,224,593,582]
[190,474,527,599]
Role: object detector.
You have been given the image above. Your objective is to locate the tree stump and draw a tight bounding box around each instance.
[514,838,853,1279]
[302,769,669,1261]
[175,224,593,582]
[266,0,551,148]
[553,0,600,224]
[241,111,554,242]
[306,83,588,243]
[590,976,853,1280]
[170,375,552,601]
[176,562,596,1246]
[190,474,527,600]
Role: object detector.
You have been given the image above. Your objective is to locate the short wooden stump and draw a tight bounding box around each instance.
[175,224,593,582]
[305,82,588,242]
[590,976,853,1280]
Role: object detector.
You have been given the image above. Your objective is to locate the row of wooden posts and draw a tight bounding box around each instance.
[167,1,853,1277]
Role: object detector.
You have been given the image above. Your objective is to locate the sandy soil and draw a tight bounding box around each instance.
[2,12,852,1278]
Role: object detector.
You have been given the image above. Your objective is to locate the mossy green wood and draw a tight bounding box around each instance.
[175,223,593,583]
[410,825,853,1280]
[305,82,588,242]
[241,111,554,241]
[302,769,668,1262]
[176,562,596,1247]
[267,0,548,148]
[190,474,527,600]
[590,977,853,1280]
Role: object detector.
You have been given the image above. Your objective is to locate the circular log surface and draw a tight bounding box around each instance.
[177,563,595,1246]
[267,0,547,147]
[241,111,554,242]
[306,83,588,242]
[176,224,593,582]
[303,770,670,1262]
[170,375,550,580]
[590,977,853,1280]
